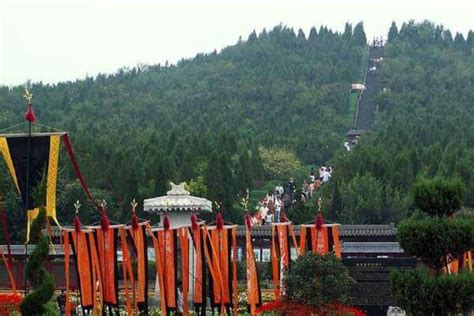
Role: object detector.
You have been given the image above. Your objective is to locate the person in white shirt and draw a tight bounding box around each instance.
[274,197,282,223]
[344,141,351,151]
[265,213,274,225]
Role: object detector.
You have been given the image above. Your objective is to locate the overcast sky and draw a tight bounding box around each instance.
[0,0,472,86]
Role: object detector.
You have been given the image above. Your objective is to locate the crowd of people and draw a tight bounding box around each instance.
[249,166,333,226]
[372,36,384,48]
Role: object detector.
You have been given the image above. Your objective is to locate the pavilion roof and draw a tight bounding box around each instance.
[143,182,212,213]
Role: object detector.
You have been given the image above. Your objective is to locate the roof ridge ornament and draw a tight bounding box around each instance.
[167,182,190,196]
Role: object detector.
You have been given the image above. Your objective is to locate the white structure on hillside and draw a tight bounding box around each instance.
[143,182,212,228]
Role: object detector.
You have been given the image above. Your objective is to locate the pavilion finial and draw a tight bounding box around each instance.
[167,182,190,196]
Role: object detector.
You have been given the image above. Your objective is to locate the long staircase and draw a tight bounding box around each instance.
[349,45,384,137]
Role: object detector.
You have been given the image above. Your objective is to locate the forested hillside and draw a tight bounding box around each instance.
[0,23,366,240]
[0,21,472,241]
[322,21,474,224]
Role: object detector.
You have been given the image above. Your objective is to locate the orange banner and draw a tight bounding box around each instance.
[299,226,307,255]
[246,226,260,315]
[128,223,148,312]
[95,227,119,306]
[309,225,329,254]
[231,226,238,316]
[210,227,230,306]
[178,227,190,316]
[145,223,167,316]
[271,225,280,300]
[202,226,224,312]
[119,227,135,315]
[71,231,94,309]
[276,224,290,268]
[332,225,342,258]
[288,224,299,257]
[157,229,177,309]
[88,232,103,314]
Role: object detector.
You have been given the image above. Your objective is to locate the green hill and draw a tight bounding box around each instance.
[0,23,365,239]
[322,21,474,224]
[0,21,472,241]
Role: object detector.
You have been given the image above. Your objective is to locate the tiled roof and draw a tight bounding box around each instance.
[0,244,69,256]
[44,224,397,238]
[339,224,396,237]
[341,242,404,253]
[235,224,396,238]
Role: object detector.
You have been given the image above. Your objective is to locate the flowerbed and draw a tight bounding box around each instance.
[0,293,22,316]
[256,300,365,316]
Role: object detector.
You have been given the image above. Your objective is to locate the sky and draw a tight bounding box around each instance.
[0,0,472,86]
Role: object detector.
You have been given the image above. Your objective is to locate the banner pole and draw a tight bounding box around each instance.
[22,88,35,296]
[23,120,31,296]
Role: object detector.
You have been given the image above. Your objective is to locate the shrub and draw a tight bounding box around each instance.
[391,269,474,316]
[284,252,350,307]
[397,217,473,272]
[20,207,55,315]
[412,177,464,217]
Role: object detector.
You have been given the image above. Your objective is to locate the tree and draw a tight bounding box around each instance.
[397,218,473,272]
[297,28,306,41]
[467,30,474,47]
[20,182,55,314]
[388,21,398,42]
[259,147,302,181]
[186,176,207,197]
[284,253,350,307]
[412,177,464,217]
[308,26,318,45]
[353,22,367,46]
[391,269,474,316]
[343,22,352,39]
[391,177,474,315]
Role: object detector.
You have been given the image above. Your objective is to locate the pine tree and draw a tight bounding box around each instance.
[443,30,454,46]
[248,30,258,43]
[308,26,318,46]
[353,22,367,46]
[467,30,474,47]
[388,21,398,42]
[343,22,352,39]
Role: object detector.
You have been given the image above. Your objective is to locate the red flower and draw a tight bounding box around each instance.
[0,293,22,315]
[256,300,365,316]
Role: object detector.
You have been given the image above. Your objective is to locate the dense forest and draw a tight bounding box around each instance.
[321,21,474,224]
[0,21,472,241]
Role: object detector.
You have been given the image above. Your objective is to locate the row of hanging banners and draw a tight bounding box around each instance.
[60,216,342,316]
[0,131,341,315]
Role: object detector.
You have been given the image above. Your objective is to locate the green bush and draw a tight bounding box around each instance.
[20,207,55,315]
[284,253,349,307]
[397,217,473,272]
[391,269,474,316]
[412,177,464,217]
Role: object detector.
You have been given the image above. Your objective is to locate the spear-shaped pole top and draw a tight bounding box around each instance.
[23,88,33,104]
[74,200,81,214]
[131,199,138,212]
